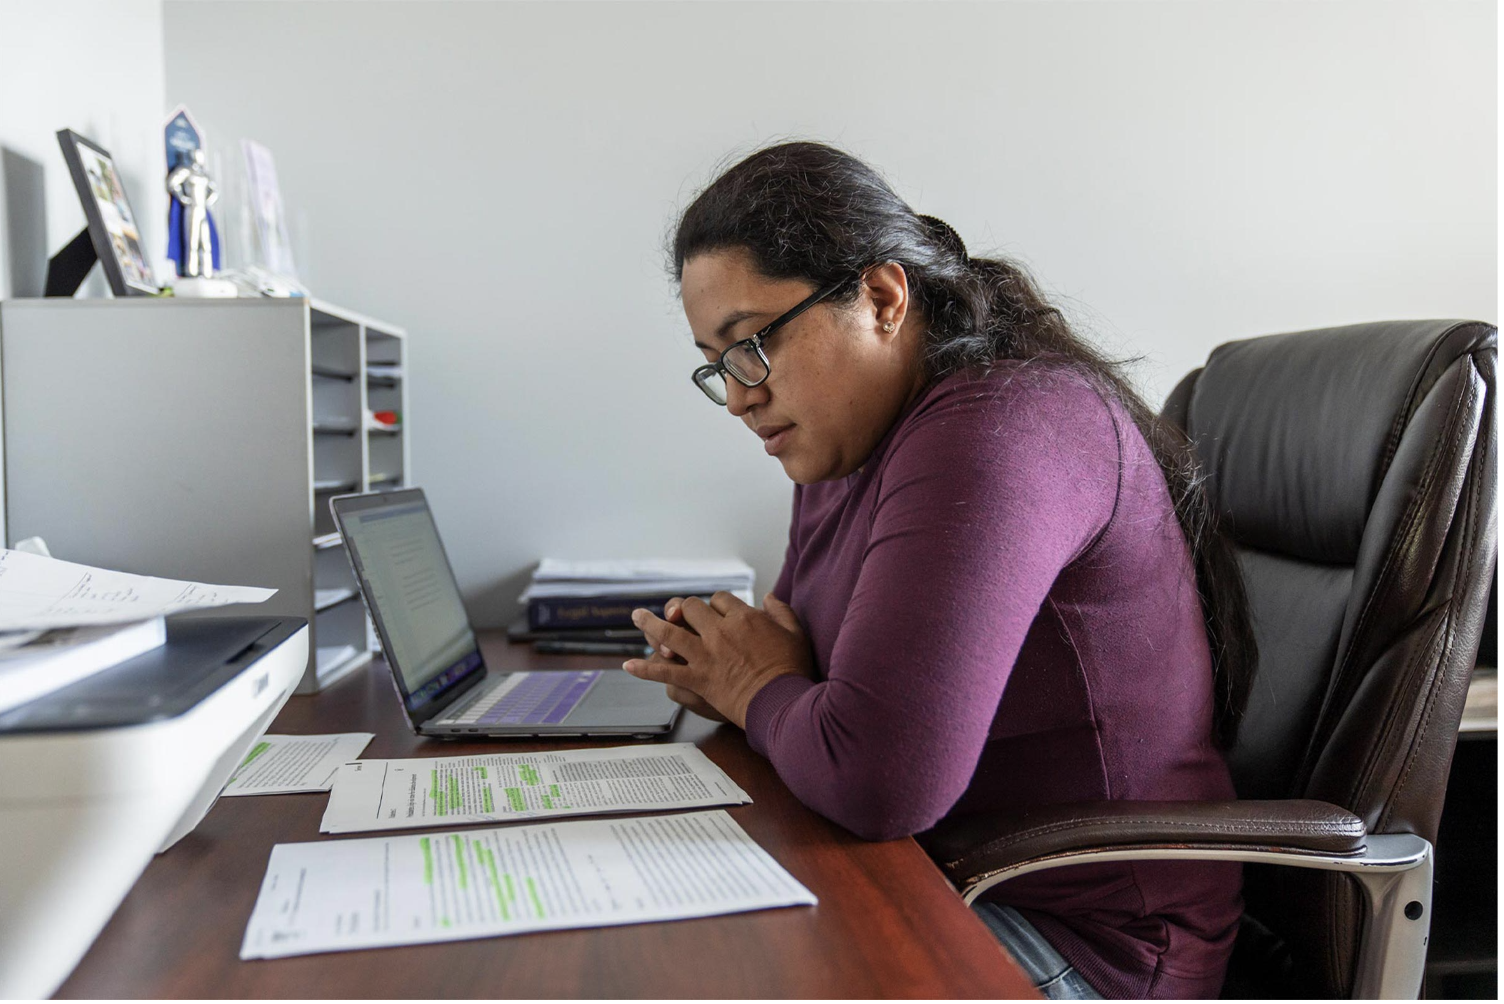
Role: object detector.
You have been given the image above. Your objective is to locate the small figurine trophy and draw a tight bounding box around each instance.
[168,149,218,277]
[164,106,236,297]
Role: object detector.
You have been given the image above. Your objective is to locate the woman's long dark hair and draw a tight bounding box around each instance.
[670,141,1256,749]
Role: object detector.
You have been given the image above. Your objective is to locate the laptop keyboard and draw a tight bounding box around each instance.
[447,671,602,727]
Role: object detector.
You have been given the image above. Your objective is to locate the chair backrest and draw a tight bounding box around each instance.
[1161,319,1496,995]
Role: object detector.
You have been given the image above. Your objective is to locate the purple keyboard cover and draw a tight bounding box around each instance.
[473,670,602,726]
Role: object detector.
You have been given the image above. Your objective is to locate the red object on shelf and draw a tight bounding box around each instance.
[373,410,399,425]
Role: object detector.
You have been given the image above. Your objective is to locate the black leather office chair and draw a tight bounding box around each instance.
[920,319,1497,998]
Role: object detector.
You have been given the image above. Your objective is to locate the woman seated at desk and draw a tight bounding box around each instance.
[622,141,1254,1000]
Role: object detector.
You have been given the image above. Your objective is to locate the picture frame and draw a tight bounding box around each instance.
[55,128,159,296]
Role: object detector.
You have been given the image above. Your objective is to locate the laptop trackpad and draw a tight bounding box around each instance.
[567,671,677,728]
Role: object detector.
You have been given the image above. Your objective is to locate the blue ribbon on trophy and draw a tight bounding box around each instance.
[163,106,223,281]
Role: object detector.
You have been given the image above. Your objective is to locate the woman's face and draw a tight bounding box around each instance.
[680,249,922,484]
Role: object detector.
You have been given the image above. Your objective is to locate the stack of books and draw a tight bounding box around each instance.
[509,558,755,652]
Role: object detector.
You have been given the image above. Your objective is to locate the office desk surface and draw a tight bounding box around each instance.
[57,633,1036,999]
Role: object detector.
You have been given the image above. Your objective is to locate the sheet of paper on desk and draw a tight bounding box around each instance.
[220,733,376,796]
[240,809,816,959]
[319,742,752,834]
[0,548,276,631]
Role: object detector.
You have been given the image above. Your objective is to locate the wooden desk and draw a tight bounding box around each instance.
[57,633,1036,998]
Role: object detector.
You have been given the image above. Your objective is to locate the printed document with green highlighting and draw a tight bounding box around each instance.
[319,742,751,834]
[241,809,816,958]
[221,733,375,796]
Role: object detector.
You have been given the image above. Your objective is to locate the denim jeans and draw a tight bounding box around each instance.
[973,902,1104,1000]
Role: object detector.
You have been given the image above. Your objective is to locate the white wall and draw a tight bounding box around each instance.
[0,1,167,299]
[162,0,1497,627]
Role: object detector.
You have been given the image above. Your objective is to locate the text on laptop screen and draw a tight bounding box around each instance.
[341,500,480,705]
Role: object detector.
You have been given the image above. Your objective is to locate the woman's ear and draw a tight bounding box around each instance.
[863,261,909,341]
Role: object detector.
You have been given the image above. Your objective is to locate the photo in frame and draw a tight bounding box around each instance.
[55,128,159,296]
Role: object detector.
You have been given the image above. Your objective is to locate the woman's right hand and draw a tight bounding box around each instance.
[650,598,730,724]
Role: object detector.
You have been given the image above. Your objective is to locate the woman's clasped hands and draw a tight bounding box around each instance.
[622,591,817,729]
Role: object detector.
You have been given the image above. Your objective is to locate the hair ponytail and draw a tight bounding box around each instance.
[917,215,969,265]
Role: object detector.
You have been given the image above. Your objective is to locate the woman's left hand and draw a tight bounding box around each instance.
[623,591,816,729]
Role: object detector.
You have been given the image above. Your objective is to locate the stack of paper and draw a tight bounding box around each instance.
[0,548,278,715]
[319,742,752,834]
[519,558,755,632]
[524,558,756,600]
[241,810,816,959]
[231,744,813,957]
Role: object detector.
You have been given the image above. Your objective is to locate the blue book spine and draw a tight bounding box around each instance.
[527,593,689,630]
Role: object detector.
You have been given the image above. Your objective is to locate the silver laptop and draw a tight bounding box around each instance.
[331,488,679,738]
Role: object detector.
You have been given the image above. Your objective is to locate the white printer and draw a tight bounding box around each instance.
[0,616,308,998]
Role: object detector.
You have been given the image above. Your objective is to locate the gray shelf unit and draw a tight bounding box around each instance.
[0,296,410,692]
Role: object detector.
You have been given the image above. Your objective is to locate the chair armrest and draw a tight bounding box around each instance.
[918,798,1366,888]
[918,801,1434,999]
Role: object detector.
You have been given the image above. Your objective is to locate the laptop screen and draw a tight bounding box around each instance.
[336,493,482,712]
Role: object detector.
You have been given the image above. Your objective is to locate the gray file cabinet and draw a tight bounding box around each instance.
[0,297,410,692]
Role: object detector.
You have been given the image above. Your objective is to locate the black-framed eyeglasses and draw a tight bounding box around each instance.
[691,278,850,406]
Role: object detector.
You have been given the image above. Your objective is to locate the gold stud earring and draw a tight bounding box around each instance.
[883,321,895,333]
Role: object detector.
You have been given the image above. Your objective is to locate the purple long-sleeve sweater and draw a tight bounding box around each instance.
[744,361,1242,999]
